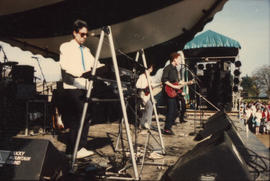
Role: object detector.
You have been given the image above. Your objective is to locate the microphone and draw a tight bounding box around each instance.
[179,64,194,75]
[32,56,39,60]
[179,64,201,83]
[90,32,100,37]
[179,63,192,70]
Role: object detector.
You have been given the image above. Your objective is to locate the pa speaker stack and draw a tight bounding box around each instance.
[0,138,67,181]
[161,111,252,181]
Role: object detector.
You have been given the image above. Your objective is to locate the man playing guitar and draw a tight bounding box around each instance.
[161,52,194,135]
[165,80,194,98]
[136,64,161,129]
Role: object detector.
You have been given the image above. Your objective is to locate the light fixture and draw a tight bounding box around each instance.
[235,60,241,67]
[234,69,241,76]
[233,77,240,84]
[233,86,238,92]
[198,64,204,70]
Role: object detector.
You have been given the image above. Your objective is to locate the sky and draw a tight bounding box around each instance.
[201,0,270,76]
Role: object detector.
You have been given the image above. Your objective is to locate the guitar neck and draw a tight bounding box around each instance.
[179,79,195,86]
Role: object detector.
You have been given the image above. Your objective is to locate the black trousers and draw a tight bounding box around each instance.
[177,95,186,122]
[164,97,178,130]
[53,89,91,153]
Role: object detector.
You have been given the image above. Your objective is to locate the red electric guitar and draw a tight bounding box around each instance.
[165,79,195,98]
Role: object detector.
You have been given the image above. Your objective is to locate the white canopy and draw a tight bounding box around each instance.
[0,41,61,82]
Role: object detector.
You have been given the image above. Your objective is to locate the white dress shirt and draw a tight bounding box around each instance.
[136,71,152,104]
[59,39,103,89]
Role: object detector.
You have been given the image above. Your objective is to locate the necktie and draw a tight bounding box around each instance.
[79,46,86,71]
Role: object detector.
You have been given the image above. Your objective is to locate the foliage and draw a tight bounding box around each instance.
[240,75,259,97]
[242,97,269,104]
[252,65,270,98]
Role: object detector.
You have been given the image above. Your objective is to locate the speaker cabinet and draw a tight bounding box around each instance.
[15,83,36,100]
[11,65,34,84]
[161,133,252,181]
[0,138,67,181]
[195,111,228,141]
[195,111,251,163]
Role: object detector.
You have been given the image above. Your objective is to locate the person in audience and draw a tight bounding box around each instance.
[245,103,255,133]
[254,104,262,135]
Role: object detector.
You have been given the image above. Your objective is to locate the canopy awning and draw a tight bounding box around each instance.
[0,0,228,70]
[184,30,241,50]
[183,30,241,60]
[0,41,61,82]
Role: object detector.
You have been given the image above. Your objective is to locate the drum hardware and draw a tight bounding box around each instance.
[10,65,35,84]
[1,61,18,66]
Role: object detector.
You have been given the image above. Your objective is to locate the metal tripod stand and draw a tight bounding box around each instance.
[137,49,165,153]
[71,26,139,180]
[114,49,166,178]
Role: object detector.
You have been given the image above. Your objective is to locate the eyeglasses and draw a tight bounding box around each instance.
[79,32,89,38]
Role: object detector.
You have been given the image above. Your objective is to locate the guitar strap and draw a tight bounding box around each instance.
[143,87,150,96]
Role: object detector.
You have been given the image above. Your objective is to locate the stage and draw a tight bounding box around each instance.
[1,112,269,181]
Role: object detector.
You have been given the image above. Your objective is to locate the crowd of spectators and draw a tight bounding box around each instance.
[240,101,270,135]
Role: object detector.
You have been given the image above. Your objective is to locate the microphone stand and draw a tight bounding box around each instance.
[0,45,8,63]
[180,64,200,134]
[180,64,220,135]
[185,66,202,131]
[190,87,220,111]
[32,56,47,94]
[180,64,220,111]
[180,64,201,85]
[0,45,9,79]
[180,65,220,110]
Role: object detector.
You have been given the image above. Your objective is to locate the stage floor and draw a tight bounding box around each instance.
[4,113,270,180]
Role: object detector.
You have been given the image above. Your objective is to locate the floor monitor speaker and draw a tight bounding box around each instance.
[0,138,67,181]
[195,111,251,163]
[194,111,228,141]
[161,133,252,181]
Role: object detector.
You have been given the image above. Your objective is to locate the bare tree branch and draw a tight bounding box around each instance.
[252,65,270,97]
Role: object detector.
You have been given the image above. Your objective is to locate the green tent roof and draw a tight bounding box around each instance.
[184,30,241,50]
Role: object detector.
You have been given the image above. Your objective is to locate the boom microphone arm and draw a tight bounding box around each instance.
[0,45,9,63]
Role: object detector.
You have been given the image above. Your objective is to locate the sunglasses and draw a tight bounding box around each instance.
[79,32,89,37]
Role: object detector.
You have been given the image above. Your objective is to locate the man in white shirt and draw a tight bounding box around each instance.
[58,19,103,159]
[60,23,103,89]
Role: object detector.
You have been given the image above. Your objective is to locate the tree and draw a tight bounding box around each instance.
[240,75,259,97]
[252,65,270,98]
